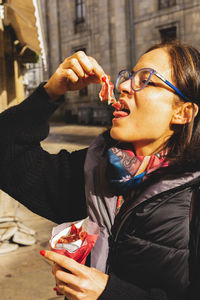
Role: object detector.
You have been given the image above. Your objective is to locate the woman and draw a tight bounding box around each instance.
[0,40,200,300]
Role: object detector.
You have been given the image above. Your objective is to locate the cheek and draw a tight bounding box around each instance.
[142,91,174,116]
[134,94,174,130]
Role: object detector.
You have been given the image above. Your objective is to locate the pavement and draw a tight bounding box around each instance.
[0,124,106,300]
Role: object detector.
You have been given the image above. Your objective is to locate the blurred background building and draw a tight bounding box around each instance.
[40,0,200,124]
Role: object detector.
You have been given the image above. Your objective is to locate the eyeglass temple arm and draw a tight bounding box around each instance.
[155,72,188,101]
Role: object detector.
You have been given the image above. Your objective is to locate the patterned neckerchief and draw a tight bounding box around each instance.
[107,144,169,214]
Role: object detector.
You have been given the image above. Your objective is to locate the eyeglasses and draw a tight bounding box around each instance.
[115,68,188,101]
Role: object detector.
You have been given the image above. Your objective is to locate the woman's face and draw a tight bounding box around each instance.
[110,48,178,155]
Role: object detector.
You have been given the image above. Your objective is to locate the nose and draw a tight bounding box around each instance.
[118,79,133,95]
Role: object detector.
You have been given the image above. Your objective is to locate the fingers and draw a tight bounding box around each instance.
[56,269,78,289]
[52,262,62,276]
[88,56,105,80]
[46,252,109,300]
[64,68,79,83]
[52,263,80,298]
[57,283,77,299]
[44,50,107,98]
[62,51,92,79]
[62,57,85,80]
[53,263,77,288]
[41,250,85,275]
[62,51,105,81]
[75,51,93,74]
[52,264,64,294]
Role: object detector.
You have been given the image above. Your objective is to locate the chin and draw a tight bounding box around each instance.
[110,127,138,144]
[110,127,119,140]
[110,127,125,142]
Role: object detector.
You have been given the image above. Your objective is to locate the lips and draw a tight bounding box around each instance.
[112,99,130,118]
[113,110,129,118]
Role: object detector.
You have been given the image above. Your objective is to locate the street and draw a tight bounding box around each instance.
[0,124,106,300]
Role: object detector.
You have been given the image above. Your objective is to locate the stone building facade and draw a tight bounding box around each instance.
[41,0,200,121]
[134,0,200,61]
[40,0,133,121]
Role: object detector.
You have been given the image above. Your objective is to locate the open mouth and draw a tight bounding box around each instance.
[113,102,130,118]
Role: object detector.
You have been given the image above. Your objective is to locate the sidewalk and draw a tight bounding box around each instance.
[0,124,106,300]
[0,205,58,300]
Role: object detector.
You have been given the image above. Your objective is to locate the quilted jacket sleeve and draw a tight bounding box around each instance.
[0,83,87,224]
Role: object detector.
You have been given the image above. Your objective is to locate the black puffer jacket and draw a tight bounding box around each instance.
[106,172,200,300]
[84,129,200,300]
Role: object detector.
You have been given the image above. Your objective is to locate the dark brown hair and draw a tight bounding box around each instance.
[146,41,200,171]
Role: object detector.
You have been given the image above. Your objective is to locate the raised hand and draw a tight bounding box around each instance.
[44,51,105,100]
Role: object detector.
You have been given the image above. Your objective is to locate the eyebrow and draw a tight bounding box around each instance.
[132,69,157,79]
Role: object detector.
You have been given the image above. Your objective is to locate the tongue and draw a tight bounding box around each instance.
[113,111,129,118]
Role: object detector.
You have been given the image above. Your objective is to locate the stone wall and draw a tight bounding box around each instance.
[134,0,200,60]
[41,0,200,117]
[41,0,131,117]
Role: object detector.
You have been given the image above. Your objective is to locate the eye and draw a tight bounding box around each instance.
[141,79,155,86]
[147,81,156,86]
[141,79,148,84]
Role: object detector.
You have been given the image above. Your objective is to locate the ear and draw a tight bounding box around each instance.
[171,102,199,125]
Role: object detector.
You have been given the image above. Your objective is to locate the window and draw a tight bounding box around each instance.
[159,26,177,42]
[74,0,86,33]
[158,0,176,10]
[75,0,85,23]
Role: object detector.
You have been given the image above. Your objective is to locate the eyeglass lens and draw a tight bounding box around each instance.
[115,69,153,95]
[133,70,152,91]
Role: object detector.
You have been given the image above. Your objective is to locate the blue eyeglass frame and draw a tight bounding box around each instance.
[115,68,188,102]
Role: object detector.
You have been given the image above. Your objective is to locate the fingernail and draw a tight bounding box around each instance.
[40,250,46,257]
[89,72,93,76]
[53,287,62,296]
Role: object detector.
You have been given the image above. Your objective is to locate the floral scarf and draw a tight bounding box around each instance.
[107,144,169,214]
